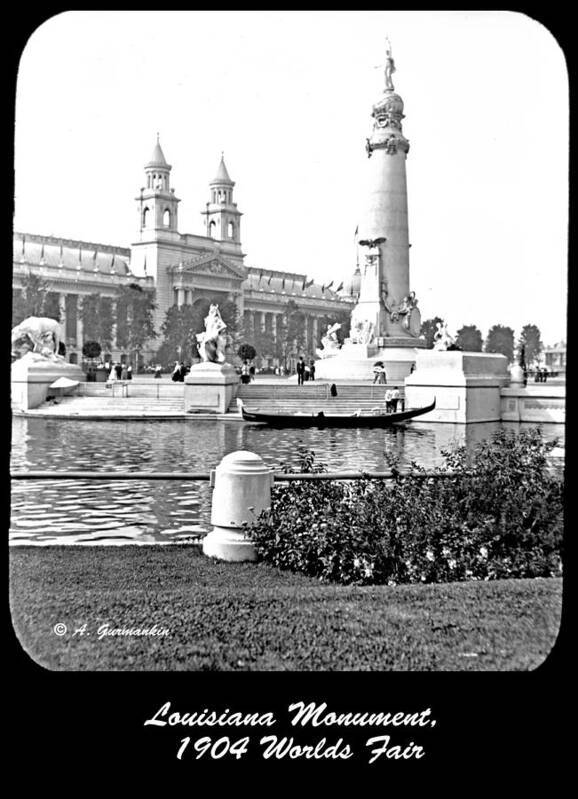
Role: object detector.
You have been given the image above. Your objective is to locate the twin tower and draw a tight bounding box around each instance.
[135,137,243,247]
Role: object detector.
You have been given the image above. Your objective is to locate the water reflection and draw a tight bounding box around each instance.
[10,417,564,546]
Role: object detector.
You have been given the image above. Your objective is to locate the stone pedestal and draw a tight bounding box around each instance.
[11,354,85,411]
[315,341,426,382]
[404,351,508,424]
[184,362,239,414]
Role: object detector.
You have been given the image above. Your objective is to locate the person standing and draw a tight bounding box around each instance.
[390,387,400,412]
[154,365,162,379]
[309,360,316,381]
[296,357,305,386]
[385,389,394,413]
[114,362,123,380]
[127,365,133,380]
[304,362,310,382]
[241,360,251,384]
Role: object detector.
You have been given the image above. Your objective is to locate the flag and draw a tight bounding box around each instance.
[326,280,334,290]
[336,281,344,292]
[354,225,358,242]
[93,249,98,261]
[305,279,314,289]
[267,274,273,285]
[281,277,285,290]
[111,253,116,271]
[143,255,147,275]
[21,234,25,255]
[258,270,263,282]
[40,242,45,261]
[302,276,307,290]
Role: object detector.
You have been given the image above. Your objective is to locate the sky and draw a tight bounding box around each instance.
[14,10,568,344]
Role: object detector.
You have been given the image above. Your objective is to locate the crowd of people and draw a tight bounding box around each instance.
[106,361,132,381]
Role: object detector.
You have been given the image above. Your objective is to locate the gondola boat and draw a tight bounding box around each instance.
[239,398,436,427]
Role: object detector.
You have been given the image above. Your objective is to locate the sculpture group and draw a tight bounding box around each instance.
[11,317,63,361]
[196,304,228,363]
[316,323,342,359]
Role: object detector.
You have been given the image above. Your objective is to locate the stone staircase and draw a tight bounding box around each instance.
[231,382,406,413]
[27,395,186,417]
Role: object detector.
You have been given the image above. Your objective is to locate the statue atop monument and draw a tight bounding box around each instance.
[384,38,396,91]
[196,304,228,363]
[11,317,63,362]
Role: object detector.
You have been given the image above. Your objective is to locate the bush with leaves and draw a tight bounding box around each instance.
[248,429,563,585]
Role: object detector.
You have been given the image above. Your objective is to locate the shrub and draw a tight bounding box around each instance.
[248,431,563,586]
[82,340,102,360]
[237,343,256,361]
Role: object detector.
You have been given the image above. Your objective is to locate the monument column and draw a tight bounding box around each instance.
[354,39,420,343]
[314,40,424,383]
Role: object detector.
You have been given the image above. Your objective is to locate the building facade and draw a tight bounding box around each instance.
[13,139,355,367]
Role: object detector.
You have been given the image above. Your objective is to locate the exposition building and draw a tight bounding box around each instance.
[13,140,356,368]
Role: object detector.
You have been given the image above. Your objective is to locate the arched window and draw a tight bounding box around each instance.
[163,209,171,227]
[147,175,151,188]
[228,221,235,239]
[142,207,150,227]
[209,220,216,238]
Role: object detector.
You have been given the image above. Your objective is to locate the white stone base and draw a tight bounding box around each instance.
[315,343,424,382]
[184,362,239,414]
[404,351,508,424]
[202,526,257,562]
[11,354,85,411]
[501,386,565,423]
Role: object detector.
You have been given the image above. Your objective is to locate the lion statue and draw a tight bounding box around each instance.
[12,316,63,361]
[196,304,228,363]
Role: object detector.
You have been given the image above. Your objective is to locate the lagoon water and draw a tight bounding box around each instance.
[10,416,564,546]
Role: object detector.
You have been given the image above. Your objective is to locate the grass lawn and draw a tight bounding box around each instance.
[9,545,562,671]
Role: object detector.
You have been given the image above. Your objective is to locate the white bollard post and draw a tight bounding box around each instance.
[202,450,274,562]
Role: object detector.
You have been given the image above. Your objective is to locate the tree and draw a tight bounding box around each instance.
[518,324,543,366]
[277,299,306,370]
[116,283,157,365]
[12,272,58,326]
[420,316,444,349]
[79,294,101,342]
[79,295,115,350]
[237,343,256,361]
[455,324,483,352]
[82,340,102,360]
[485,324,515,361]
[158,304,204,366]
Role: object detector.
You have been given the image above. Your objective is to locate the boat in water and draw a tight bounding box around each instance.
[240,398,436,427]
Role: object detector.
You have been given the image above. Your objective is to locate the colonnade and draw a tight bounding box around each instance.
[242,309,321,356]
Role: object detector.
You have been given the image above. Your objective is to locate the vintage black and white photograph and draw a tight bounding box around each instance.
[10,10,567,673]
